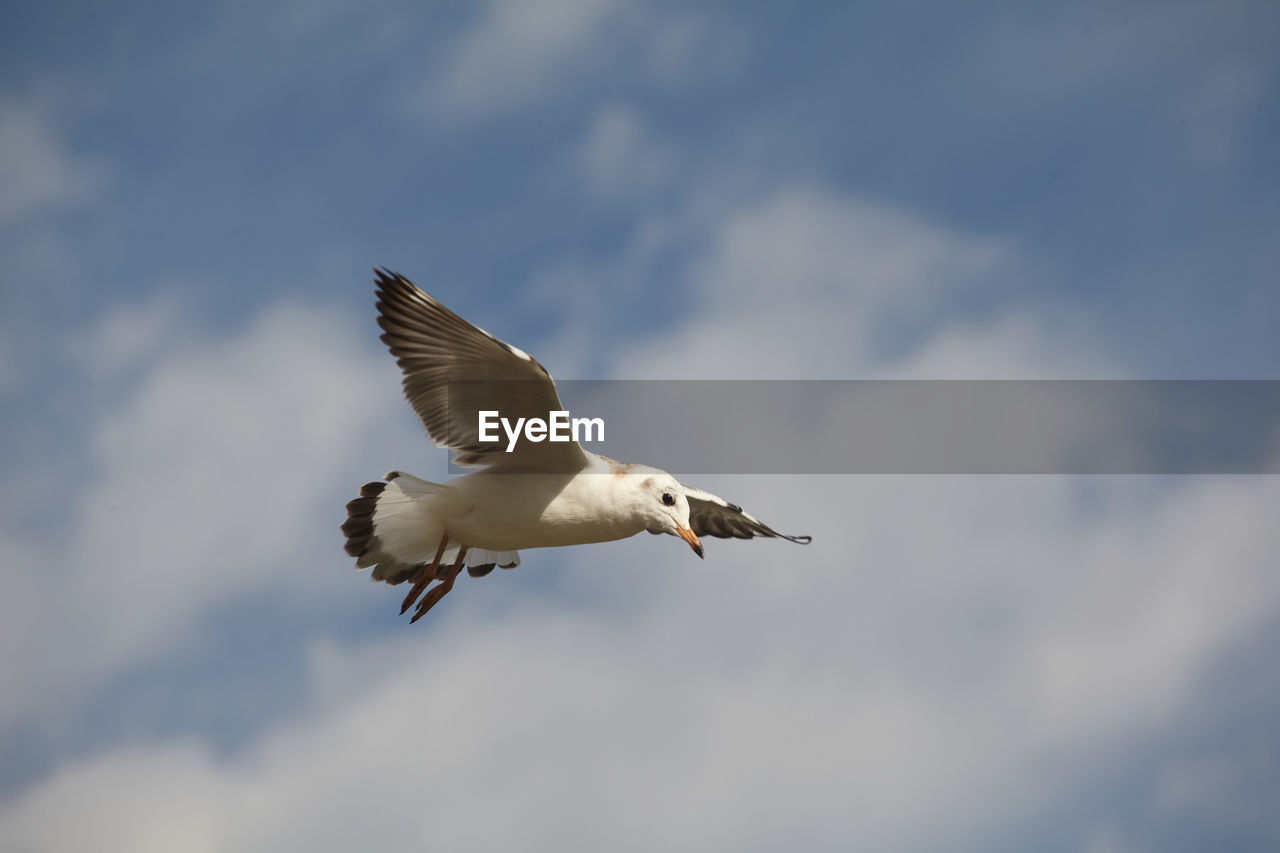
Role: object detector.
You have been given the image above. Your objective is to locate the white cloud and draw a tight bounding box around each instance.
[642,11,742,85]
[0,334,17,398]
[1081,826,1142,853]
[73,294,182,382]
[416,0,631,121]
[967,2,1250,106]
[0,297,408,734]
[1153,738,1280,835]
[694,187,1005,318]
[0,742,226,853]
[4,183,1277,850]
[611,185,1020,378]
[1179,60,1268,165]
[0,96,106,227]
[894,312,1120,378]
[575,104,675,201]
[413,1,740,123]
[2,473,1278,851]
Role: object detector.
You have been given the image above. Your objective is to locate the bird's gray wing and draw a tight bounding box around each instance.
[375,268,589,472]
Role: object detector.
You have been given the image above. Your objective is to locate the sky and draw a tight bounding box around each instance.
[1,1,1279,850]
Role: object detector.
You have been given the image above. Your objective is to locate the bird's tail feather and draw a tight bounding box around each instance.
[342,472,519,585]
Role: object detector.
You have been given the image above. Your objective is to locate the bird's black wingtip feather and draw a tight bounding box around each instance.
[373,268,412,301]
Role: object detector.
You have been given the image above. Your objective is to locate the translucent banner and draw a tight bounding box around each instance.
[442,380,1280,474]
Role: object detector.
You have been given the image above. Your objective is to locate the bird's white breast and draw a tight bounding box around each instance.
[441,469,645,551]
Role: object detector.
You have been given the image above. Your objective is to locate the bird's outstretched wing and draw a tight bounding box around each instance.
[679,484,812,543]
[375,268,589,472]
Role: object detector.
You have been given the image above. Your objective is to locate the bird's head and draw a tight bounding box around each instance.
[638,470,703,559]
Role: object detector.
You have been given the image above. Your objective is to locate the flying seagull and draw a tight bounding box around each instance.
[343,269,811,621]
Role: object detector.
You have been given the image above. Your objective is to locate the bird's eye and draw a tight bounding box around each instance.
[662,492,675,506]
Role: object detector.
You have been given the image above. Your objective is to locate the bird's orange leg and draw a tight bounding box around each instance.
[410,546,468,623]
[400,535,449,615]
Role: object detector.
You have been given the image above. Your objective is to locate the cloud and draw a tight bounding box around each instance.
[0,335,18,398]
[610,185,1023,378]
[2,2,1277,848]
[642,11,743,86]
[1153,738,1280,836]
[894,313,1120,379]
[72,295,183,382]
[1081,826,1141,853]
[411,1,737,123]
[0,297,407,736]
[1178,60,1268,165]
[2,472,1278,851]
[575,104,675,201]
[0,95,106,227]
[3,179,1279,850]
[415,0,631,121]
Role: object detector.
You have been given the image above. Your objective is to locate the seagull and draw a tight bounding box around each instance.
[343,269,811,622]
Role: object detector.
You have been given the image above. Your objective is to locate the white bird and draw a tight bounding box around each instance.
[343,269,811,621]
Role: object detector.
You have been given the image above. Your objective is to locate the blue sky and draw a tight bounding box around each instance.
[2,1,1279,850]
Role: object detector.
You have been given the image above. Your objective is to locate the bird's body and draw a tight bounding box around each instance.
[343,269,810,620]
[439,469,626,552]
[377,460,651,556]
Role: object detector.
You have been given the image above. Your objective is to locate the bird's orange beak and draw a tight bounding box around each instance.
[676,524,704,559]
